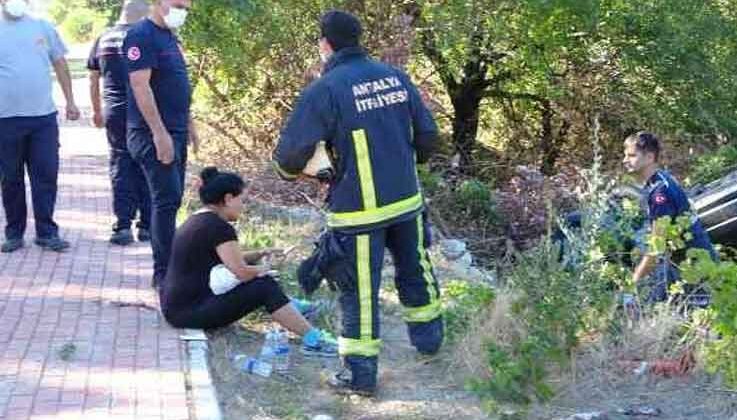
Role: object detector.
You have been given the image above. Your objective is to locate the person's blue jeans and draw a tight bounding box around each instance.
[0,113,60,240]
[107,117,150,232]
[127,127,187,284]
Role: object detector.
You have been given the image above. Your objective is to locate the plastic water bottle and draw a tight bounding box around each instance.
[233,354,272,377]
[273,329,290,372]
[260,329,278,362]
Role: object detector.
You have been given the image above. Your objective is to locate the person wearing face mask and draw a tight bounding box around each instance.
[273,10,442,396]
[87,0,152,246]
[0,0,80,253]
[123,0,198,288]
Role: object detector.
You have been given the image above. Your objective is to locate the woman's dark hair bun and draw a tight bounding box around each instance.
[198,166,246,205]
[200,167,219,184]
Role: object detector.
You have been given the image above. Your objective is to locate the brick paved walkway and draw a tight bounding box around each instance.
[0,126,190,420]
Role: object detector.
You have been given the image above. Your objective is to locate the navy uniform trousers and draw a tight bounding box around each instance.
[127,127,187,284]
[334,213,443,390]
[106,116,150,233]
[0,113,60,240]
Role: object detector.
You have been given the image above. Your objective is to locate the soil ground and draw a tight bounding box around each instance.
[202,205,487,420]
[207,312,486,420]
[529,372,737,419]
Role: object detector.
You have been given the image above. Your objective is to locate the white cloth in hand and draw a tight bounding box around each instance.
[209,264,241,295]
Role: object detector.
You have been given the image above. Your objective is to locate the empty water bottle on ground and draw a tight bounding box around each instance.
[261,328,278,361]
[233,354,272,377]
[273,329,290,372]
[261,327,290,372]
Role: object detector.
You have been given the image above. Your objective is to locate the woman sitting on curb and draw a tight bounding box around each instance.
[160,166,336,356]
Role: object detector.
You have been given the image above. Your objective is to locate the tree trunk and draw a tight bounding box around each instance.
[451,88,483,172]
[539,99,570,175]
[539,99,557,175]
[414,7,507,173]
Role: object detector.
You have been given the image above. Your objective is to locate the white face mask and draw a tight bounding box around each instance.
[163,6,187,29]
[4,0,28,18]
[318,40,333,64]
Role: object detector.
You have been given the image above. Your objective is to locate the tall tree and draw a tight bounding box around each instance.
[177,0,737,174]
[412,0,737,173]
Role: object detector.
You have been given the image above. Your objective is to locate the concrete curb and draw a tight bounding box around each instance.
[182,330,223,420]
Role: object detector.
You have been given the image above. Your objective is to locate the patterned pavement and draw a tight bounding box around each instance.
[0,124,191,420]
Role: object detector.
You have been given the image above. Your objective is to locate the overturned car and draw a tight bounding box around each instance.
[690,169,737,248]
[558,169,737,254]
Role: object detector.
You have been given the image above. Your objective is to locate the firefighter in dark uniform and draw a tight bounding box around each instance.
[623,131,717,302]
[124,0,197,288]
[88,0,151,246]
[273,10,443,396]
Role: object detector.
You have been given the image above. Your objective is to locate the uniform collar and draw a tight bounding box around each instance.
[323,46,367,73]
[645,169,669,191]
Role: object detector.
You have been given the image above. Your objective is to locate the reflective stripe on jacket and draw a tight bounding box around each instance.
[273,47,438,230]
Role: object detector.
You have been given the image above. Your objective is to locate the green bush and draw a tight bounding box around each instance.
[466,134,620,411]
[441,280,495,342]
[457,179,497,222]
[433,178,500,228]
[689,144,737,186]
[475,337,554,406]
[468,240,614,409]
[620,209,737,387]
[49,0,108,43]
[681,248,737,384]
[48,0,79,25]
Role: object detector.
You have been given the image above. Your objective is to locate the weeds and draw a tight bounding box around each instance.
[460,134,737,415]
[681,248,737,385]
[441,280,495,343]
[460,120,631,412]
[467,240,614,412]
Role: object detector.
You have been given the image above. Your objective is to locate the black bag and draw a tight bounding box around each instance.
[297,230,353,295]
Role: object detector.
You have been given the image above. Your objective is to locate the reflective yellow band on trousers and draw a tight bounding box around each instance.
[403,300,443,323]
[337,234,382,357]
[404,214,442,323]
[353,129,377,210]
[338,337,383,357]
[327,192,424,228]
[357,235,372,339]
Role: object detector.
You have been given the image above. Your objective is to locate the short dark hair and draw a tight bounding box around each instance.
[625,131,661,161]
[320,10,362,51]
[198,167,246,205]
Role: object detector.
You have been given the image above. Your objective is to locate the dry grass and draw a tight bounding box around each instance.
[447,293,737,419]
[449,289,526,382]
[577,305,694,372]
